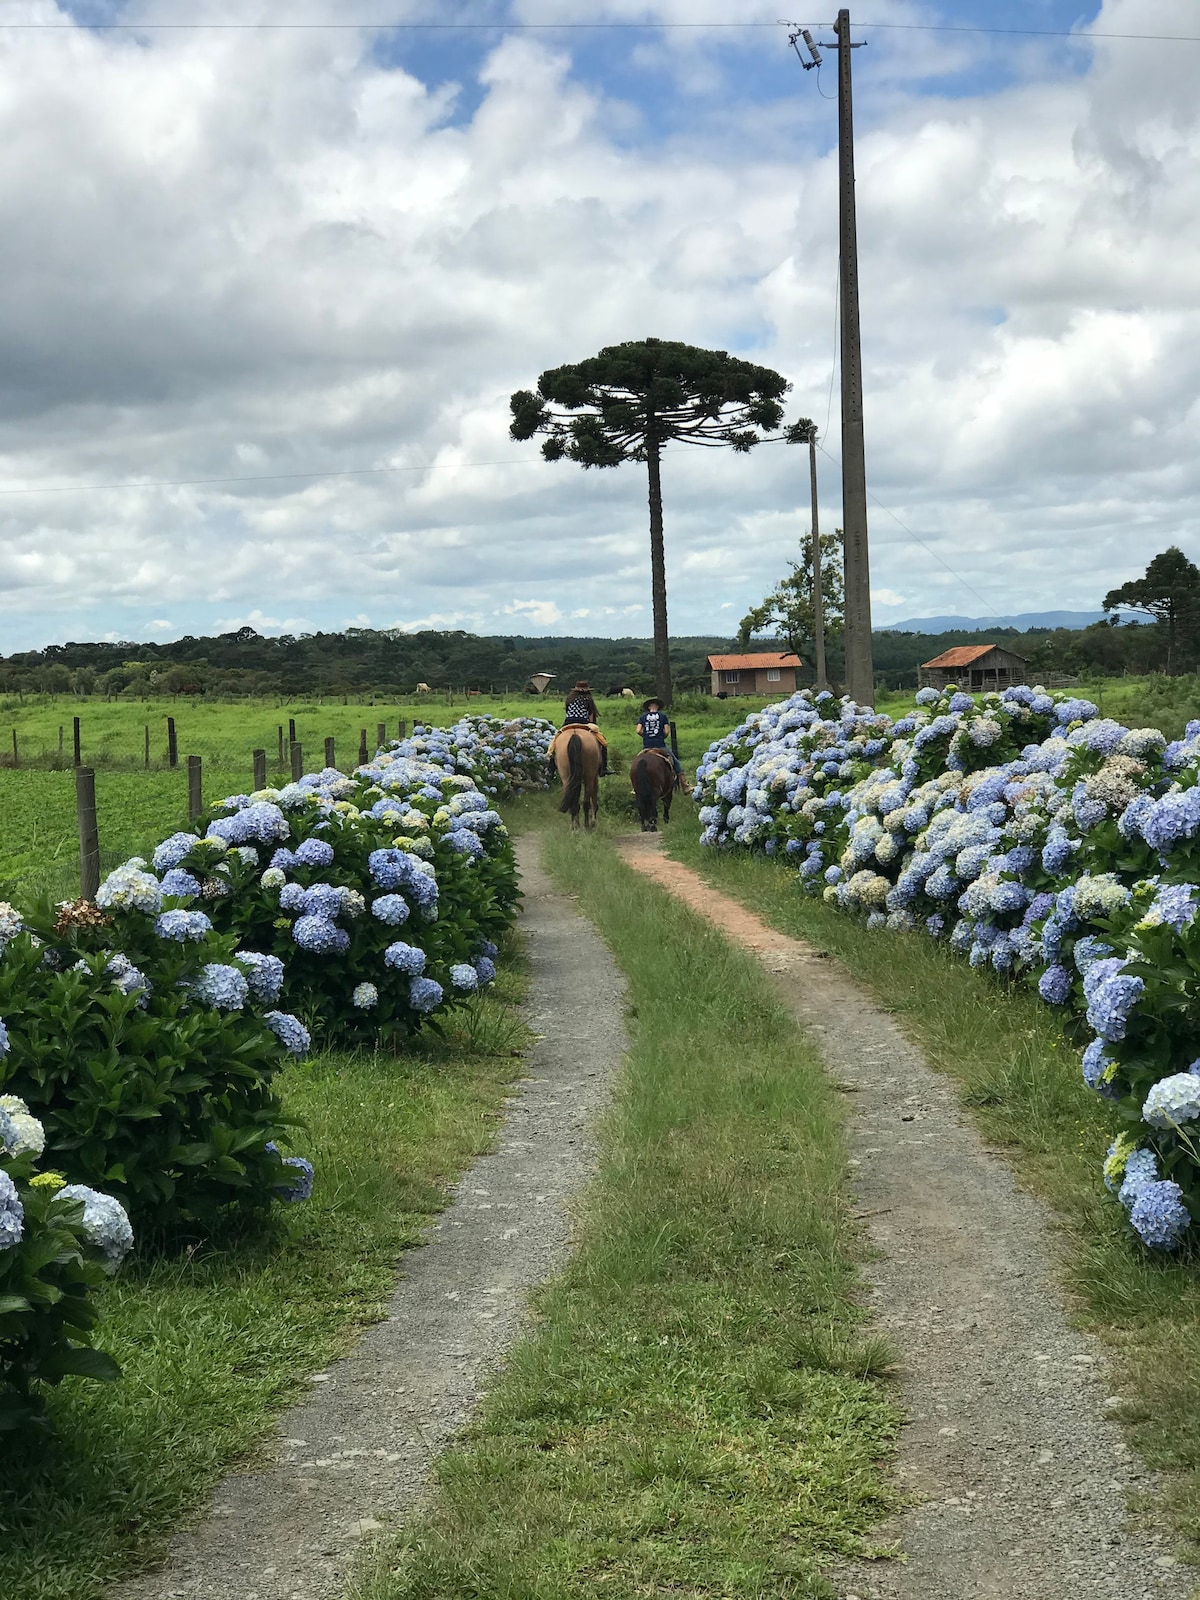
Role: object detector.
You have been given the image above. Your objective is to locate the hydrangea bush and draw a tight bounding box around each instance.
[0,895,308,1235]
[0,1093,133,1430]
[144,752,518,1043]
[696,685,1200,1251]
[379,715,555,799]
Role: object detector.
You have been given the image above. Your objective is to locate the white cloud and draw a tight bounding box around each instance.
[0,0,1198,652]
[212,609,313,634]
[871,589,907,608]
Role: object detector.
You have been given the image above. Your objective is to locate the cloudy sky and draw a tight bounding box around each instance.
[0,0,1197,651]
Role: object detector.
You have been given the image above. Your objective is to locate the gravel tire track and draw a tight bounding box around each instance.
[617,836,1194,1600]
[109,835,625,1600]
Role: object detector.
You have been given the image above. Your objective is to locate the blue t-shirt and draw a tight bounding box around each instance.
[640,709,667,746]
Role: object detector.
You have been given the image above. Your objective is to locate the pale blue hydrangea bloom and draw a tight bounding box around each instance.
[352,982,379,1009]
[1138,883,1199,934]
[264,1011,310,1055]
[1119,1150,1158,1209]
[409,976,444,1012]
[260,867,287,891]
[449,963,479,992]
[153,832,199,873]
[294,837,335,868]
[474,956,497,984]
[194,963,249,1011]
[293,916,350,955]
[275,1154,314,1203]
[155,909,213,942]
[384,941,425,975]
[1129,1180,1190,1250]
[1038,965,1072,1006]
[236,951,285,1004]
[0,1018,7,1058]
[160,868,202,899]
[300,884,346,920]
[0,1170,23,1251]
[56,1184,134,1272]
[0,1102,17,1152]
[279,882,307,912]
[372,894,410,926]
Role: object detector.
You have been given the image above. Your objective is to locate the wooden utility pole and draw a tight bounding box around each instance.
[187,755,203,820]
[807,429,828,691]
[833,9,873,705]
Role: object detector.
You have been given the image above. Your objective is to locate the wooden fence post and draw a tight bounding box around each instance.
[73,716,82,768]
[358,728,369,765]
[166,716,177,768]
[376,721,386,748]
[144,724,150,768]
[288,717,296,746]
[669,720,680,758]
[10,729,17,768]
[187,755,203,819]
[253,748,267,790]
[76,766,100,900]
[324,736,336,768]
[290,742,303,782]
[58,725,64,756]
[277,725,284,764]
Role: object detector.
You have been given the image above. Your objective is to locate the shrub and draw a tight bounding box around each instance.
[0,1094,132,1431]
[141,756,519,1045]
[381,715,555,798]
[696,685,1200,1251]
[0,894,308,1236]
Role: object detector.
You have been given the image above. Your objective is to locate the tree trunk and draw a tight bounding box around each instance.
[646,432,673,704]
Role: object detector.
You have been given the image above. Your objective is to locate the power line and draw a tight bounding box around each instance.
[815,441,1002,618]
[0,18,1196,40]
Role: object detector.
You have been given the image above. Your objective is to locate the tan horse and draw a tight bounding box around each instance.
[554,728,602,830]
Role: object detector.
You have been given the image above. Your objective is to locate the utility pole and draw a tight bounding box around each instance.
[807,428,828,691]
[791,11,873,705]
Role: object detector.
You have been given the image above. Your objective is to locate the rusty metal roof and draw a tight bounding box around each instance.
[707,652,802,670]
[920,644,1018,669]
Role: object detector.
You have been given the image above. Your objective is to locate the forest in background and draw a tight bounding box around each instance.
[0,613,1185,698]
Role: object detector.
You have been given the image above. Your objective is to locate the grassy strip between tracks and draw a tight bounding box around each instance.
[663,825,1200,1557]
[352,824,901,1600]
[1,965,529,1600]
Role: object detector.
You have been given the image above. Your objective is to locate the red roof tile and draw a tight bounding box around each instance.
[708,652,802,670]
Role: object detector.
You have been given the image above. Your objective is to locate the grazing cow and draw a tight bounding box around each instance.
[620,687,636,698]
[416,682,431,695]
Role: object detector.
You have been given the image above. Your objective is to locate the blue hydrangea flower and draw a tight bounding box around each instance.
[236,951,285,1004]
[409,976,444,1012]
[384,941,426,975]
[55,1184,134,1272]
[1129,1180,1190,1250]
[155,909,213,942]
[449,962,479,992]
[474,956,497,984]
[97,861,163,915]
[352,982,379,1008]
[153,832,199,873]
[0,1095,43,1157]
[194,963,249,1011]
[270,847,297,871]
[477,940,498,960]
[294,837,335,868]
[0,1018,8,1059]
[293,916,350,955]
[300,884,346,920]
[1139,883,1199,934]
[263,1011,310,1055]
[1038,965,1072,1006]
[369,848,412,890]
[159,868,202,899]
[1082,1037,1118,1095]
[372,894,410,926]
[267,1144,314,1204]
[279,882,307,912]
[1084,962,1144,1042]
[0,1170,24,1251]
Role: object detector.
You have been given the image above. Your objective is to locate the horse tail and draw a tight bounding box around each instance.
[558,733,584,814]
[634,752,656,823]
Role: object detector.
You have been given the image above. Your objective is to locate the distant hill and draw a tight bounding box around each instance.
[880,610,1144,633]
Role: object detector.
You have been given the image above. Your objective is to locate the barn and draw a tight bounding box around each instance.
[918,644,1027,692]
[708,651,801,697]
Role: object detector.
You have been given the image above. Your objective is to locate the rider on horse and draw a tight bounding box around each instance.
[548,679,609,777]
[636,697,683,783]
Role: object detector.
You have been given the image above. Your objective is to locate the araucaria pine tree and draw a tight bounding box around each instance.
[510,338,795,704]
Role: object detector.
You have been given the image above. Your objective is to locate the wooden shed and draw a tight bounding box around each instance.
[708,651,801,697]
[918,644,1027,692]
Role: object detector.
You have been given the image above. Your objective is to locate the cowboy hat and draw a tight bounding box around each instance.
[641,697,663,711]
[573,679,591,691]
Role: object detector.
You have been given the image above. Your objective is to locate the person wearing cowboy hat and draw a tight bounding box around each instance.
[637,696,682,780]
[555,678,609,775]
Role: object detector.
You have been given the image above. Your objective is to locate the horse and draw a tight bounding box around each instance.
[554,728,603,830]
[630,748,677,832]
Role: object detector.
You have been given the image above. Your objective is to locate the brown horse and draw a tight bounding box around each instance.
[630,748,676,832]
[554,728,603,830]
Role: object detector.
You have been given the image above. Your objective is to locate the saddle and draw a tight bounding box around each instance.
[638,746,689,792]
[548,725,608,761]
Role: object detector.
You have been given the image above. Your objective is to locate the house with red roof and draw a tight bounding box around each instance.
[707,650,801,697]
[918,643,1027,692]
